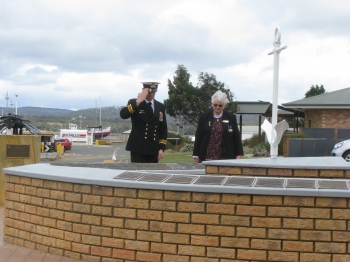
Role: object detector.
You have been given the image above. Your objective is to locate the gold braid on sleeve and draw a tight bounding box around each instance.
[127,104,135,114]
[159,139,167,145]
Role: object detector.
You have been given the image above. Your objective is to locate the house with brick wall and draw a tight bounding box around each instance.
[283,87,350,130]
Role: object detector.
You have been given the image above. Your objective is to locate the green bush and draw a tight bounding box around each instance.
[243,133,260,147]
[253,142,270,156]
[180,143,194,153]
[166,141,174,150]
[167,132,184,147]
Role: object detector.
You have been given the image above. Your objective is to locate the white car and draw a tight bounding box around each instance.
[331,139,350,162]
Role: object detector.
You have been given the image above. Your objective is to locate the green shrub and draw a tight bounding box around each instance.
[243,133,260,147]
[166,141,174,150]
[180,143,194,153]
[167,132,183,147]
[253,142,270,156]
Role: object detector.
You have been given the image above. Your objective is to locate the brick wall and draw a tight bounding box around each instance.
[4,174,350,262]
[305,109,350,129]
[206,165,350,179]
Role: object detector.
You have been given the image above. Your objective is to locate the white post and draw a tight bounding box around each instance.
[268,27,287,158]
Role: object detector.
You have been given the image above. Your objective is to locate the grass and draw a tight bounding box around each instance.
[159,151,194,163]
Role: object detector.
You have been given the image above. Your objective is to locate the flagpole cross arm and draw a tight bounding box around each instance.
[268,27,287,55]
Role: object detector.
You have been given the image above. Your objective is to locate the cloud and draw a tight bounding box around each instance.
[1,0,350,111]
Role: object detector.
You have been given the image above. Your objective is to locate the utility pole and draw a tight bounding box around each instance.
[15,95,18,115]
[5,92,9,115]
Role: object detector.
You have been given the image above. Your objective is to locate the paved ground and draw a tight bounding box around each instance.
[0,206,84,262]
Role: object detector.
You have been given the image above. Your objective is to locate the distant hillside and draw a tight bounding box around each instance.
[1,106,73,117]
[1,106,263,125]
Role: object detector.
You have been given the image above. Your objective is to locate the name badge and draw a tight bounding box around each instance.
[159,112,164,121]
[223,120,229,123]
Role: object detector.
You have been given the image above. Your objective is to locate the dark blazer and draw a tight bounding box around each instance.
[193,110,244,161]
[120,99,167,155]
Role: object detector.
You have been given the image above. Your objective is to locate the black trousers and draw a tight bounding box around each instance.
[130,152,158,163]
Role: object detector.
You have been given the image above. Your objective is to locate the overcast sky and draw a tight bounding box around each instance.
[1,0,350,111]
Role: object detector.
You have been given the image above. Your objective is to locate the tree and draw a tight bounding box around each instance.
[164,64,236,127]
[304,85,326,98]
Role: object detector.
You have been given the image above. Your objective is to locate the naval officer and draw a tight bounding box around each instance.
[120,82,167,163]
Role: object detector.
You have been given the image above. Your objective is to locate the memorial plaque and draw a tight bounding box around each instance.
[6,144,30,158]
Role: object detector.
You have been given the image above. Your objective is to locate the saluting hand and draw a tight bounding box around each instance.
[136,88,149,106]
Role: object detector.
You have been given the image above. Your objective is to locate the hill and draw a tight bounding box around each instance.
[1,106,263,135]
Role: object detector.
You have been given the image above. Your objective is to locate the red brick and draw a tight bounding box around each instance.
[178,245,206,256]
[236,205,266,216]
[150,200,176,211]
[221,215,250,226]
[191,235,219,246]
[251,239,281,250]
[283,241,313,252]
[178,202,205,213]
[164,191,191,201]
[300,252,331,262]
[252,217,281,228]
[192,214,219,224]
[268,229,299,240]
[164,212,190,223]
[268,207,298,217]
[178,223,205,235]
[125,219,148,230]
[316,198,347,208]
[192,193,220,203]
[151,242,177,254]
[253,195,282,205]
[300,208,330,218]
[138,189,163,199]
[315,242,346,253]
[237,249,267,260]
[207,247,236,259]
[284,196,314,206]
[206,203,235,214]
[268,251,299,262]
[222,194,251,204]
[136,251,162,262]
[237,227,266,238]
[113,248,135,260]
[221,237,250,248]
[163,233,190,244]
[300,230,331,241]
[102,237,123,248]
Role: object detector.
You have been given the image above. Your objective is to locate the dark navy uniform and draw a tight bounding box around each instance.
[120,82,167,163]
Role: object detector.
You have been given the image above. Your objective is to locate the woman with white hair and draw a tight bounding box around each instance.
[193,90,244,163]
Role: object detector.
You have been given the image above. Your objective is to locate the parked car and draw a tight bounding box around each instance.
[54,137,72,151]
[331,139,350,162]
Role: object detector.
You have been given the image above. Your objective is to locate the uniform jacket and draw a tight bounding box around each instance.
[120,99,167,155]
[193,110,244,161]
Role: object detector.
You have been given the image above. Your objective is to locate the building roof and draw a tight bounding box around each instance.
[236,101,304,117]
[236,101,271,114]
[282,87,350,109]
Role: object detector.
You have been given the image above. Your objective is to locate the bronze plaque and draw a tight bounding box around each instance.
[6,144,30,158]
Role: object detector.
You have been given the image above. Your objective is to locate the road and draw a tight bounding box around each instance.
[41,142,130,164]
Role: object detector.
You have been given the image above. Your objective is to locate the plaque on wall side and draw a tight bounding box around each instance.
[6,144,30,158]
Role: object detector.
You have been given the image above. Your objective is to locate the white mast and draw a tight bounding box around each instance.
[261,27,289,158]
[5,92,9,115]
[15,95,18,115]
[99,97,102,126]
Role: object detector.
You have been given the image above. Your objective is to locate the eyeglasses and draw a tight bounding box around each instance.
[213,104,223,107]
